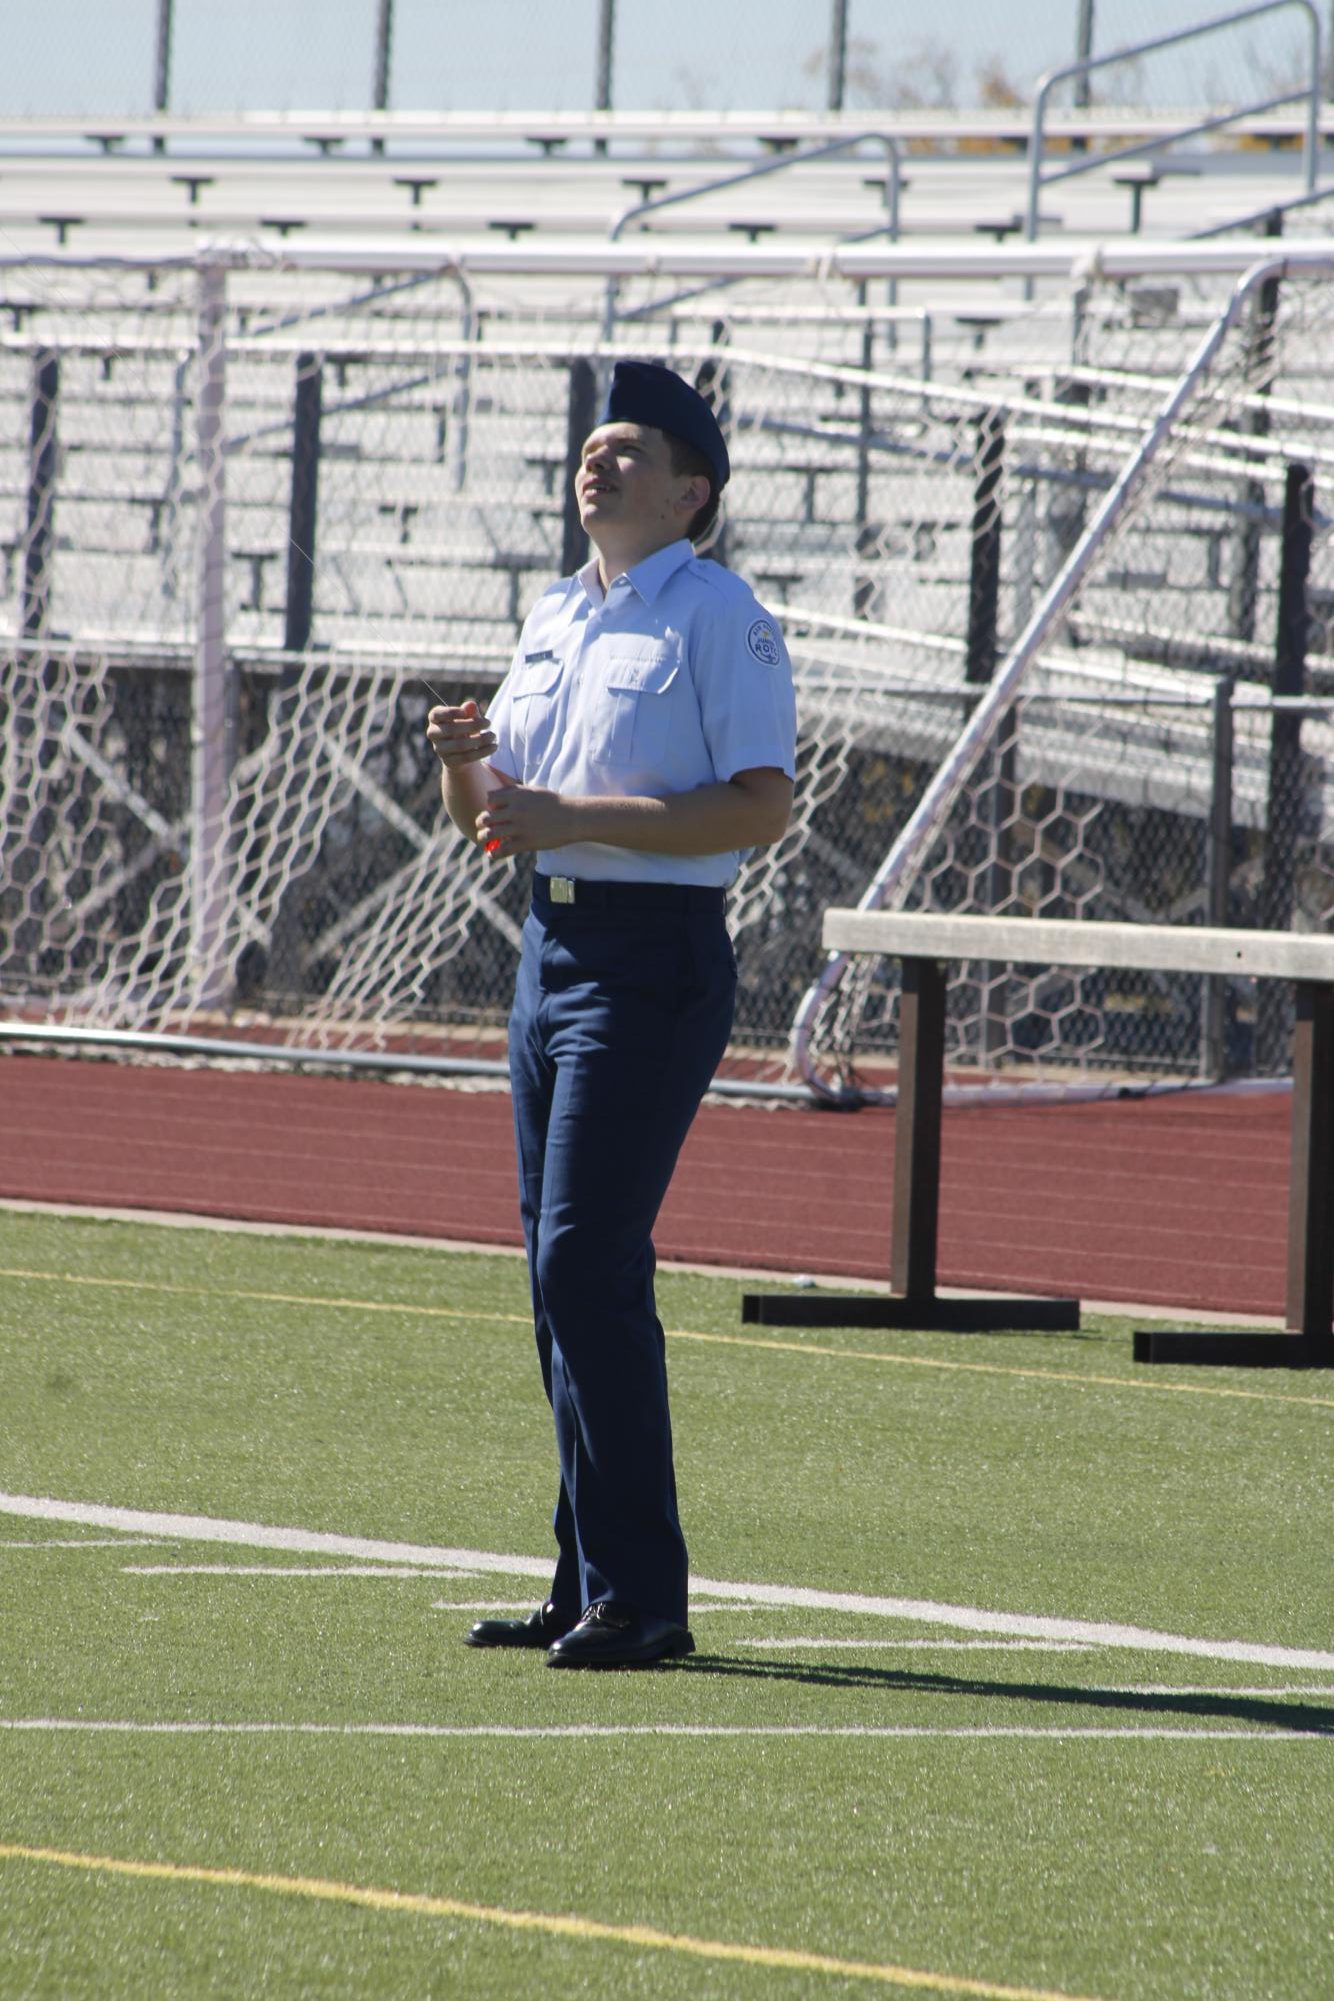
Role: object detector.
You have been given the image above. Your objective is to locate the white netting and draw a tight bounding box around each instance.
[1,249,1332,1087]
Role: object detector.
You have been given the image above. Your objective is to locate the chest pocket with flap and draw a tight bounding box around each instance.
[506,653,564,767]
[594,643,681,767]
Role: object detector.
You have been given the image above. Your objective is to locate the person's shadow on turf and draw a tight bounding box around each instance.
[679,1654,1334,1736]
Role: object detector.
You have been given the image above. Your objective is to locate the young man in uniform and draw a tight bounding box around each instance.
[428,359,797,1668]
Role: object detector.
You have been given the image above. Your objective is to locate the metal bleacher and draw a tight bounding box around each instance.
[2,101,1333,674]
[0,98,1329,251]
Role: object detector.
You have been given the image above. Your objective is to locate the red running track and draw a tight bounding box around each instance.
[0,1052,1289,1317]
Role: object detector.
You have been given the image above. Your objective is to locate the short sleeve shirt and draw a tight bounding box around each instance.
[486,539,797,886]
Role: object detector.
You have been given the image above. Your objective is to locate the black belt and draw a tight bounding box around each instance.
[534,872,725,913]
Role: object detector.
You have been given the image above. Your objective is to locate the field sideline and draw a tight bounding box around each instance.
[0,1203,1329,1999]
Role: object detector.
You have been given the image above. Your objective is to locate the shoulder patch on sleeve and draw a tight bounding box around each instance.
[746,616,782,666]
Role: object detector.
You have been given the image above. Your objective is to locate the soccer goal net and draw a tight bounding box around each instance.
[1,245,1331,1092]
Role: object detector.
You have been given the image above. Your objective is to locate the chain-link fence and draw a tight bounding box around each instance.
[1,246,1332,1090]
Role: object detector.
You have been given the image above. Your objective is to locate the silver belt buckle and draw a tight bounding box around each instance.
[549,876,576,905]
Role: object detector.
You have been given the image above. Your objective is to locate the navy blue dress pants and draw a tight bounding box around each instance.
[507,876,737,1629]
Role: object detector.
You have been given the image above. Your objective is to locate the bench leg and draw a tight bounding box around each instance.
[741,951,1079,1334]
[891,954,945,1303]
[1135,977,1334,1366]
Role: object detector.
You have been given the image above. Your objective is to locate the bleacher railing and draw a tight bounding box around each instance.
[1025,1,1324,246]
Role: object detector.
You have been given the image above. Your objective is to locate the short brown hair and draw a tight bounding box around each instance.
[667,433,722,545]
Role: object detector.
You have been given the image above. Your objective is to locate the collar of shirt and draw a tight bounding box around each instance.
[577,538,694,608]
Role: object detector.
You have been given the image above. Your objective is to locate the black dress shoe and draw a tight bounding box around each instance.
[465,1600,576,1649]
[545,1601,695,1670]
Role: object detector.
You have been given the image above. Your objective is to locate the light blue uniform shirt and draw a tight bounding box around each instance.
[486,539,797,887]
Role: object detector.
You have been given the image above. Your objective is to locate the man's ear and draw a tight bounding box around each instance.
[677,475,710,520]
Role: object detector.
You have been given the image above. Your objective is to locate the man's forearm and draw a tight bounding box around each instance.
[564,784,786,855]
[480,772,792,858]
[429,698,507,842]
[441,762,495,843]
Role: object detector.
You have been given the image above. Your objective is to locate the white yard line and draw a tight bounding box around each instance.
[0,1492,550,1582]
[4,1489,1333,1672]
[427,1599,757,1614]
[122,1564,479,1579]
[1,1538,168,1549]
[0,1718,1327,1742]
[1099,1685,1334,1697]
[429,1601,555,1612]
[119,1566,764,1605]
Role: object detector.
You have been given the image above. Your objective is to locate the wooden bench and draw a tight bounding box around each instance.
[743,913,1334,1368]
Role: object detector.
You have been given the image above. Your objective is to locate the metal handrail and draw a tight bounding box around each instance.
[601,130,904,346]
[1191,173,1334,239]
[1026,1,1322,243]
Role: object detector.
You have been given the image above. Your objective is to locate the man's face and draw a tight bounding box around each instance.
[575,421,707,546]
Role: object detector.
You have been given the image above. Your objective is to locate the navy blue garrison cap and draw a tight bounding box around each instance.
[600,359,730,489]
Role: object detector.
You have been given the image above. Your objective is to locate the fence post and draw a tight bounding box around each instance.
[191,263,234,1008]
[853,522,880,619]
[1046,375,1090,579]
[153,0,173,153]
[449,273,475,492]
[966,409,1004,688]
[1256,460,1314,1070]
[22,350,59,640]
[966,408,1012,1062]
[1201,674,1235,1081]
[693,326,732,566]
[594,0,615,148]
[1226,215,1282,643]
[561,358,597,576]
[1072,0,1095,149]
[827,0,849,111]
[855,282,873,527]
[371,0,394,155]
[284,352,323,657]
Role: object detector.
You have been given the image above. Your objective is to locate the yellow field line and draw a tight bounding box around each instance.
[664,1327,1334,1411]
[0,1840,1109,2001]
[1,1265,1331,1411]
[0,1265,532,1326]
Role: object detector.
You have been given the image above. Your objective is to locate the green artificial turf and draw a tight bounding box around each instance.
[0,1205,1330,2000]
